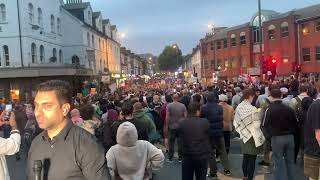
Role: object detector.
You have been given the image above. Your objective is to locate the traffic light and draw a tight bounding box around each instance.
[271,58,277,64]
[269,56,278,79]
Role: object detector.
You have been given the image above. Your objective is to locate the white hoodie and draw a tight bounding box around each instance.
[106,122,164,180]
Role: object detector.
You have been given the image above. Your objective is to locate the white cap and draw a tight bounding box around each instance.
[219,94,228,102]
[280,87,288,95]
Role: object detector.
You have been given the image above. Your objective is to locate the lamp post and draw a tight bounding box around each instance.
[258,0,264,78]
[172,44,179,71]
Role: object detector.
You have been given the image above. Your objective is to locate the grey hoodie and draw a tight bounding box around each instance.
[106,122,164,180]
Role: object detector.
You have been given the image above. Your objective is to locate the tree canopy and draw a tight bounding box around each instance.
[158,45,183,72]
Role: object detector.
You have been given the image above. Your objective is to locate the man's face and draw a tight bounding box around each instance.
[34,91,68,130]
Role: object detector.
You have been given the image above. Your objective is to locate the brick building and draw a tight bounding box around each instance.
[200,4,320,81]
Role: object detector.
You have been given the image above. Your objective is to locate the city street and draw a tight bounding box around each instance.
[6,139,307,180]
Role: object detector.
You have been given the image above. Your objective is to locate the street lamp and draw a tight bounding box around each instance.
[172,44,179,71]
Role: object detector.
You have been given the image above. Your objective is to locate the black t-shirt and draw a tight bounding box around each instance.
[304,99,320,156]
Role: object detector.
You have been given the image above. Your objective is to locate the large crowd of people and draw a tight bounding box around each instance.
[0,76,319,180]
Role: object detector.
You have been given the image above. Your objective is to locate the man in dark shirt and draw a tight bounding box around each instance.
[27,80,110,180]
[304,99,320,180]
[178,102,210,180]
[264,89,297,180]
[201,92,230,178]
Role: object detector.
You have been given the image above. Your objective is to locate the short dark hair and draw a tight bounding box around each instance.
[270,89,282,99]
[206,92,217,103]
[165,95,173,103]
[299,84,309,93]
[193,94,201,103]
[36,80,72,105]
[80,104,95,120]
[242,88,255,99]
[188,102,201,115]
[121,102,133,116]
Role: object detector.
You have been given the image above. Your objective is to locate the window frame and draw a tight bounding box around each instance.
[28,3,34,24]
[53,48,57,58]
[51,15,55,33]
[240,56,247,68]
[315,46,320,61]
[87,33,90,47]
[37,8,43,27]
[0,4,6,23]
[230,34,237,47]
[31,43,37,63]
[223,39,228,48]
[302,48,311,62]
[302,23,310,35]
[3,45,9,66]
[57,18,61,35]
[39,45,44,63]
[231,57,237,68]
[92,35,95,48]
[268,25,276,40]
[281,22,289,37]
[240,32,246,45]
[216,41,221,50]
[59,50,63,63]
[315,22,320,32]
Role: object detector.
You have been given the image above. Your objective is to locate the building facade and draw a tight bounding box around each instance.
[199,4,320,81]
[191,45,202,81]
[0,0,121,100]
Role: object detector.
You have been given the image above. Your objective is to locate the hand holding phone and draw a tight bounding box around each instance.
[5,104,12,121]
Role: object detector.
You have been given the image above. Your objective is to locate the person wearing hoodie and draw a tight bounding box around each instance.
[79,104,101,135]
[133,102,158,142]
[106,122,165,180]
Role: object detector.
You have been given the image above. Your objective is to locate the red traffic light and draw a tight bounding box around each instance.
[271,58,277,64]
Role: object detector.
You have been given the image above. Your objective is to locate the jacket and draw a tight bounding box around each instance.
[78,119,100,135]
[201,102,224,137]
[219,102,234,132]
[0,132,20,180]
[178,116,210,159]
[264,100,297,137]
[106,122,164,180]
[133,110,157,141]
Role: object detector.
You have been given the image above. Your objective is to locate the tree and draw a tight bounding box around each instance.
[158,45,183,72]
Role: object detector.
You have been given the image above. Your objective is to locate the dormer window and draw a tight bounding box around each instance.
[88,11,91,24]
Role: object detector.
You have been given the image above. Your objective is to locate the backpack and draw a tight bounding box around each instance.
[294,97,303,122]
[95,120,121,152]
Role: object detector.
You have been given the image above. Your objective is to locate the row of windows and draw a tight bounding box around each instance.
[86,32,107,51]
[205,57,247,70]
[212,35,246,51]
[0,45,10,66]
[301,22,320,34]
[302,47,320,62]
[28,3,61,34]
[31,43,63,63]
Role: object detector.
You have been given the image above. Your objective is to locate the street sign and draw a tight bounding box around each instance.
[212,73,218,83]
[267,71,272,76]
[248,67,261,76]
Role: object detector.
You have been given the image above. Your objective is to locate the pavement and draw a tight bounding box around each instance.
[5,138,308,180]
